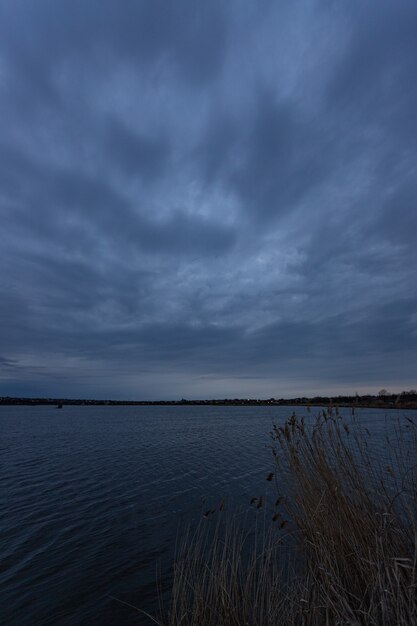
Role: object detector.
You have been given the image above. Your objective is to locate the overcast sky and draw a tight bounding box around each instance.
[1,0,416,400]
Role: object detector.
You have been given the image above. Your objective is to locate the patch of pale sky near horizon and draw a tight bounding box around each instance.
[3,354,415,401]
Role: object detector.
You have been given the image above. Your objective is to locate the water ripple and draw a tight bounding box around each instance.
[1,404,415,625]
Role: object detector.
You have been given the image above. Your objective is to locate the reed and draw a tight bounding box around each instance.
[161,411,417,625]
[271,410,417,625]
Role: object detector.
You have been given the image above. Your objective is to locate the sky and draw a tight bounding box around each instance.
[0,0,416,400]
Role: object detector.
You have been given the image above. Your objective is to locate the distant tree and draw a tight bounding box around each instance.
[378,389,388,397]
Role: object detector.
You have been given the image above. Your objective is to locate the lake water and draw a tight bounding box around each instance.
[1,404,416,625]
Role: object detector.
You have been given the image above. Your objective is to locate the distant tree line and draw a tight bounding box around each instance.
[1,391,417,408]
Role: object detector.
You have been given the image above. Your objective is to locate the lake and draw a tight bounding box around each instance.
[1,404,416,625]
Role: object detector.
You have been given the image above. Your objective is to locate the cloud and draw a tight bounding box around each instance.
[0,0,416,398]
[103,117,171,180]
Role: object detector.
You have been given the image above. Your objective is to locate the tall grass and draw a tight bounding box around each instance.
[162,411,417,625]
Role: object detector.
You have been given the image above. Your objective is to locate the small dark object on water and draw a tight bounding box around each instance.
[56,404,63,409]
[266,472,274,481]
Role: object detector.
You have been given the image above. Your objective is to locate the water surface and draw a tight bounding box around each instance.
[1,405,415,624]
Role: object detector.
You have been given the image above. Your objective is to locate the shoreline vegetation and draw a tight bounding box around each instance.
[1,391,417,409]
[158,410,417,625]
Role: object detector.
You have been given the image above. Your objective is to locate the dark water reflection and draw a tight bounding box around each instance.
[1,405,416,625]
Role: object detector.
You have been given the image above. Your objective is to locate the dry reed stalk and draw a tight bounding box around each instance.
[160,411,417,625]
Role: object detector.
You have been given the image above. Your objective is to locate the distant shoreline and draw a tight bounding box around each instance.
[1,394,417,410]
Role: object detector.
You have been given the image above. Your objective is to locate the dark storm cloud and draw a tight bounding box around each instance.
[229,96,329,220]
[103,118,170,179]
[1,0,416,398]
[0,357,19,372]
[0,0,228,87]
[197,92,335,222]
[328,1,417,122]
[1,142,235,259]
